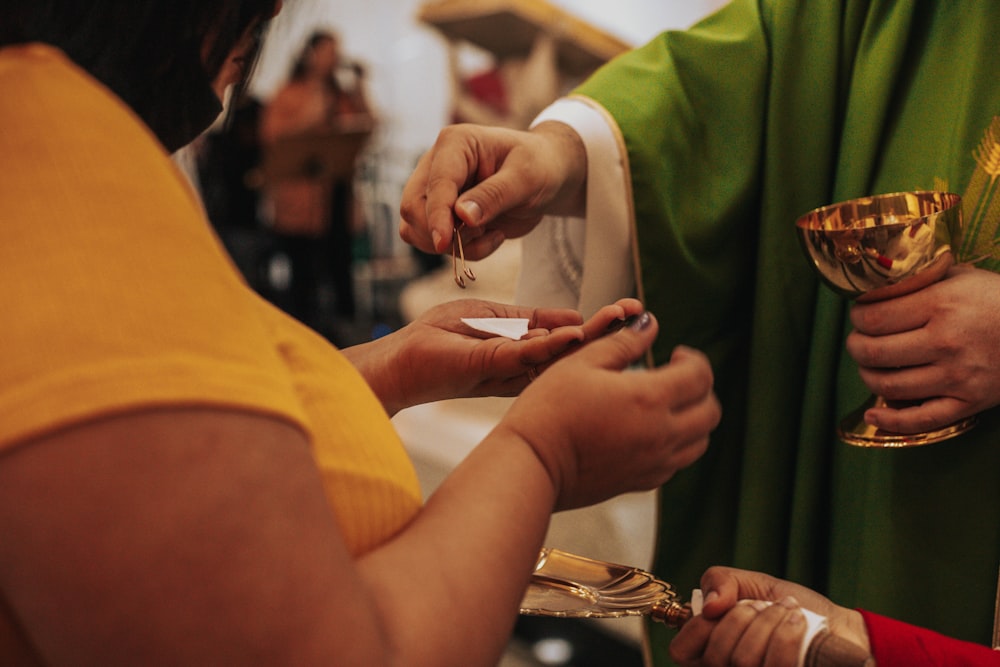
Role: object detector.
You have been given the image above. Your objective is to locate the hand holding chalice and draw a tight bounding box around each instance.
[795,191,975,447]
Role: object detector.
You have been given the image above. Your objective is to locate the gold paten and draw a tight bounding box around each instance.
[520,547,690,626]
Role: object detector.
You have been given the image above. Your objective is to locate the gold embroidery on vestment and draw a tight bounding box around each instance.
[958,117,1000,270]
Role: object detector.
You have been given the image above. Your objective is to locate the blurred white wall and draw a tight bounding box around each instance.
[248,0,730,258]
[548,0,732,44]
[252,0,730,152]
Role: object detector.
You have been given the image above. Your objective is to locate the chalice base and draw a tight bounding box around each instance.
[838,394,978,448]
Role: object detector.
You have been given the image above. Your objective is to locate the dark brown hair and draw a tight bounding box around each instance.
[0,0,280,151]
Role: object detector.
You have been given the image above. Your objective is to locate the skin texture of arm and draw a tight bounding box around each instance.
[0,311,720,666]
[0,408,554,666]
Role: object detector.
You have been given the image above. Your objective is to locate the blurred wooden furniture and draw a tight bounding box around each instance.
[260,124,372,185]
[417,0,631,76]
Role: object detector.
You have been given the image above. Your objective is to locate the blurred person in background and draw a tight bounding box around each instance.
[259,29,374,334]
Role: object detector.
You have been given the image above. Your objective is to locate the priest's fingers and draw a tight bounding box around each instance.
[863,395,974,434]
[846,326,940,370]
[398,149,449,254]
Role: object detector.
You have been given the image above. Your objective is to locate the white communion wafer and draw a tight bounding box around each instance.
[460,317,530,339]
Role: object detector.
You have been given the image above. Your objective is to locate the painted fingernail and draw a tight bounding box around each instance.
[628,311,652,331]
[605,314,638,333]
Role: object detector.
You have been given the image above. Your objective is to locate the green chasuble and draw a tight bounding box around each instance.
[575,0,1000,661]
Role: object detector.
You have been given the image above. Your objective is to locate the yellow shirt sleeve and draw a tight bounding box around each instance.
[0,44,310,444]
[0,45,422,555]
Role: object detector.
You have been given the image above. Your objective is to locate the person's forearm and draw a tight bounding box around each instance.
[0,406,556,666]
[531,120,587,218]
[340,334,408,416]
[357,425,558,666]
[341,326,464,416]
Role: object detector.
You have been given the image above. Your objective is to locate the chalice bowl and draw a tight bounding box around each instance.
[795,191,976,447]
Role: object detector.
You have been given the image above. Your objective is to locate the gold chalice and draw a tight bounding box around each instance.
[795,191,976,447]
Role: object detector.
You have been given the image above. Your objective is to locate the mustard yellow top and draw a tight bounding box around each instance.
[0,44,422,556]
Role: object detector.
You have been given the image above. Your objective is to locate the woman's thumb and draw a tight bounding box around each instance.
[582,311,658,370]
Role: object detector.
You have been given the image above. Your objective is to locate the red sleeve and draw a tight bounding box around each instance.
[860,609,1000,666]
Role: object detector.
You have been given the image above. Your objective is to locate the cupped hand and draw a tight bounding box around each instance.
[398,122,586,260]
[387,298,643,411]
[846,264,1000,433]
[670,567,870,667]
[496,311,721,511]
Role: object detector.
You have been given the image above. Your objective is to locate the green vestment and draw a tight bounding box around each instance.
[575,0,1000,661]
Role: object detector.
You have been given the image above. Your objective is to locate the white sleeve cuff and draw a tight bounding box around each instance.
[515,97,635,317]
